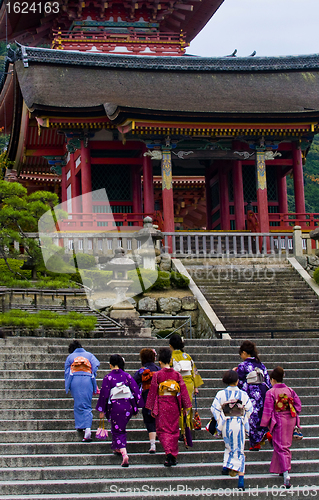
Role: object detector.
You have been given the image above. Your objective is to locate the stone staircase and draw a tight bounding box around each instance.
[182,258,319,337]
[0,336,318,499]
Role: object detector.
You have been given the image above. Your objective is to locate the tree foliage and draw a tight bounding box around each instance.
[0,181,60,278]
[288,135,319,213]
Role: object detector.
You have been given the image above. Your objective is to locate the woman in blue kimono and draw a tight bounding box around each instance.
[235,340,271,450]
[96,354,143,467]
[211,370,253,491]
[64,340,100,442]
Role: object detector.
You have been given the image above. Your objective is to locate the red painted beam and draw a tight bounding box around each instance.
[91,158,142,164]
[91,141,143,150]
[25,148,65,157]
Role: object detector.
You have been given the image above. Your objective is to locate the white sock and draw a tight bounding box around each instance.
[150,439,156,450]
[283,471,290,481]
[84,428,91,439]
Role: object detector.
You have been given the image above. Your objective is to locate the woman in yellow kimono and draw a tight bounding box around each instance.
[169,334,203,432]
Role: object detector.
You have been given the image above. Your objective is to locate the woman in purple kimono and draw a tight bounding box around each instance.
[145,347,191,467]
[261,366,302,489]
[96,354,143,467]
[235,340,271,450]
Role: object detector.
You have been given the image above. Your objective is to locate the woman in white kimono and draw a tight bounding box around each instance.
[211,370,253,491]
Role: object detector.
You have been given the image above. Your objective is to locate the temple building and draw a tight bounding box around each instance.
[1,0,319,232]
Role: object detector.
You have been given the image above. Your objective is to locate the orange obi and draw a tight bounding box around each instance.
[158,379,180,396]
[275,393,297,417]
[71,356,92,374]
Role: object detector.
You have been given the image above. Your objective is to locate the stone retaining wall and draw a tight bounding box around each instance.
[136,295,211,338]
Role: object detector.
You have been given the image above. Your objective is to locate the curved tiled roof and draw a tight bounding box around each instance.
[7,44,319,118]
[16,44,319,72]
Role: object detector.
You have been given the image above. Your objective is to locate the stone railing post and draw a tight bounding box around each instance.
[293,225,303,257]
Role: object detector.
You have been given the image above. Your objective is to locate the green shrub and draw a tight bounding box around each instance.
[314,267,319,285]
[0,258,32,280]
[152,271,171,290]
[81,270,112,290]
[170,271,190,288]
[82,277,93,289]
[71,253,97,270]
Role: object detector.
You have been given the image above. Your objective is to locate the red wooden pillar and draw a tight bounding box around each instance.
[81,141,92,218]
[256,151,269,233]
[205,165,213,230]
[61,166,67,204]
[161,150,175,233]
[233,160,245,230]
[70,153,81,215]
[142,151,154,214]
[277,169,288,227]
[293,144,306,215]
[132,166,142,219]
[219,165,230,230]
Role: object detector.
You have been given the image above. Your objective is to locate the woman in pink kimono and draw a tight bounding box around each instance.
[261,366,302,489]
[145,347,191,467]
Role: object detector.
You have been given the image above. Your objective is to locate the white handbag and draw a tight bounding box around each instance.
[109,382,132,400]
[173,359,192,376]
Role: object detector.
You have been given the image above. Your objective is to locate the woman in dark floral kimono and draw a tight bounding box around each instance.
[235,340,271,450]
[96,354,143,467]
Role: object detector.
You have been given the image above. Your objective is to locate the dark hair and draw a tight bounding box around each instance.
[140,348,155,365]
[110,354,125,370]
[169,334,184,351]
[270,366,284,383]
[158,347,172,365]
[68,340,82,354]
[222,370,239,385]
[239,340,260,363]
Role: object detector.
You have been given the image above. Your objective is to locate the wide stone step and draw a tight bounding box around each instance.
[1,436,317,456]
[0,447,315,468]
[0,423,316,444]
[1,470,319,496]
[4,366,319,379]
[1,455,318,481]
[0,376,317,393]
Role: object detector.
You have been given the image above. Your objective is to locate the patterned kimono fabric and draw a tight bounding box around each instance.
[171,349,203,430]
[64,348,100,430]
[146,367,191,458]
[237,357,271,447]
[261,383,302,474]
[211,386,253,473]
[133,361,160,433]
[96,369,142,450]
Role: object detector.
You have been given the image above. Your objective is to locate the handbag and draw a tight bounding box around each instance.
[183,415,193,449]
[95,418,108,440]
[205,417,218,436]
[193,394,202,430]
[293,426,303,440]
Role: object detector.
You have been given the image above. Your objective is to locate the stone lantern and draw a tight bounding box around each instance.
[133,216,163,270]
[105,247,151,337]
[105,247,136,308]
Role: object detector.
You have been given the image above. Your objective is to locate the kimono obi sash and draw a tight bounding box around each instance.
[109,382,132,400]
[71,356,92,374]
[222,398,244,417]
[246,367,264,384]
[275,393,297,417]
[173,359,192,377]
[158,379,180,396]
